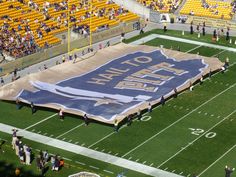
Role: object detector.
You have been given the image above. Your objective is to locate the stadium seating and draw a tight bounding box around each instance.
[0,0,139,58]
[136,0,180,13]
[180,0,234,20]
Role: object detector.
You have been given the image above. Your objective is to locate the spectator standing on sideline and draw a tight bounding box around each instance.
[225,57,229,67]
[163,22,167,32]
[114,119,118,132]
[160,96,165,106]
[43,150,49,163]
[31,102,36,114]
[16,98,22,110]
[202,26,205,36]
[12,129,18,149]
[59,109,64,120]
[225,166,235,177]
[25,146,31,165]
[200,75,204,85]
[43,64,47,70]
[84,114,89,126]
[148,102,152,113]
[19,148,25,164]
[0,77,4,85]
[62,55,66,63]
[174,88,178,98]
[15,139,20,156]
[137,109,142,120]
[190,24,193,34]
[73,53,77,63]
[69,54,72,61]
[127,114,132,126]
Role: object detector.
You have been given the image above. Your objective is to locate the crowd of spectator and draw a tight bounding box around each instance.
[11,129,64,176]
[137,0,180,12]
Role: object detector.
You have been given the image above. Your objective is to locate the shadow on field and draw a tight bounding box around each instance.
[0,160,41,177]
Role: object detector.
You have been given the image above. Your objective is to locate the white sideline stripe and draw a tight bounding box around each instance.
[157,109,236,168]
[121,82,236,158]
[56,123,84,138]
[24,113,57,130]
[0,123,182,177]
[130,34,236,52]
[198,144,236,176]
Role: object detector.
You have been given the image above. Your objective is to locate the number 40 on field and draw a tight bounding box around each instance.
[188,128,217,138]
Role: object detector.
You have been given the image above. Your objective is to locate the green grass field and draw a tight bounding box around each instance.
[0,29,236,177]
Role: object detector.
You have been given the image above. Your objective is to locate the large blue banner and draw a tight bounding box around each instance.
[18,50,207,121]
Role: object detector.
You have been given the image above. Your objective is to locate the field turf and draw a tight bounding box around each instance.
[0,29,236,177]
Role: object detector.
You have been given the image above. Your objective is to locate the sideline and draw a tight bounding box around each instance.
[130,34,236,52]
[0,123,182,177]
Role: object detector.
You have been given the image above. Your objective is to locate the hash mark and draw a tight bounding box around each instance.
[89,165,99,170]
[103,170,114,174]
[75,161,85,166]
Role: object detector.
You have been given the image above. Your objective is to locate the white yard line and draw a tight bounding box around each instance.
[56,122,84,139]
[0,123,183,177]
[24,113,57,130]
[211,50,226,57]
[198,144,236,176]
[121,82,236,158]
[185,45,202,53]
[130,34,236,52]
[88,124,128,148]
[157,109,236,168]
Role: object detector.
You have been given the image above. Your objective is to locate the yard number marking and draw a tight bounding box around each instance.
[140,116,152,122]
[189,128,216,138]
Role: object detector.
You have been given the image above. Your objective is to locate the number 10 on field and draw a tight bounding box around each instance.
[188,128,217,138]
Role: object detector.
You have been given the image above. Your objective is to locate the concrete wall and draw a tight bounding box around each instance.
[113,0,150,19]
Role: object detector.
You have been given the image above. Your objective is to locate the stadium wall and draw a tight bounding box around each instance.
[0,20,142,77]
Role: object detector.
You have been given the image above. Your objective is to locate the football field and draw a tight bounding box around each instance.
[0,29,236,177]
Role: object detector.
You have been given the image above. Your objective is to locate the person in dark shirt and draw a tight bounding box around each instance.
[160,96,165,106]
[31,102,36,114]
[84,114,89,126]
[225,166,235,177]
